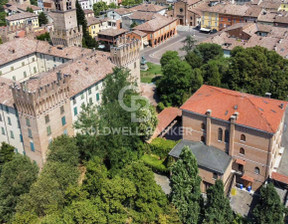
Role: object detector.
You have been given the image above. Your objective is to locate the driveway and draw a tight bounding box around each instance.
[140,29,210,65]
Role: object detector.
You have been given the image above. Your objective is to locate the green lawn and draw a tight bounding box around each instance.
[140,62,162,83]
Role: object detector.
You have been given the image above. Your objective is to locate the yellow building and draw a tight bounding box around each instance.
[6,12,39,28]
[201,5,222,31]
[87,17,100,39]
[280,2,288,11]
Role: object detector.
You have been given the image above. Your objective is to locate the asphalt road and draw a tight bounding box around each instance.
[140,28,210,65]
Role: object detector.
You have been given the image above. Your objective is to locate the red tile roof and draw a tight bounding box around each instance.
[241,175,254,182]
[151,107,181,139]
[235,158,246,165]
[272,172,288,184]
[181,85,287,133]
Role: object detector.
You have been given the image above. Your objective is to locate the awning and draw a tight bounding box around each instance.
[272,172,288,185]
[143,41,149,45]
[241,175,254,183]
[235,159,246,166]
[200,27,211,32]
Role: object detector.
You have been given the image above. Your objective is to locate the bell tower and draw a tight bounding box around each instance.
[50,0,83,47]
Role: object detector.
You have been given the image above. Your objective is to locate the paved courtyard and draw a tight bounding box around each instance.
[140,28,210,65]
[277,109,288,176]
[154,173,171,195]
[230,187,259,218]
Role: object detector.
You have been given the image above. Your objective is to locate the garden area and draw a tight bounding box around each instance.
[140,62,162,83]
[141,137,178,175]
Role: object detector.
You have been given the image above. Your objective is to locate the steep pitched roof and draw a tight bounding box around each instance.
[181,85,287,133]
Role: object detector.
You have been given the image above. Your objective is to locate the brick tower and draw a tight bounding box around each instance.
[110,37,141,86]
[50,0,83,47]
[11,73,73,167]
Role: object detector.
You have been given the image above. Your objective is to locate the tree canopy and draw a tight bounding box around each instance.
[76,0,98,49]
[203,180,234,224]
[157,44,288,107]
[38,12,48,26]
[170,146,202,224]
[252,183,286,224]
[0,154,38,223]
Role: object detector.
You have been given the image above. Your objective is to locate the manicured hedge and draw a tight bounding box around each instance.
[141,154,168,174]
[150,138,178,159]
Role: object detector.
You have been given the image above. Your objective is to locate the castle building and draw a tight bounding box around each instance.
[49,0,83,47]
[170,85,287,191]
[0,37,140,167]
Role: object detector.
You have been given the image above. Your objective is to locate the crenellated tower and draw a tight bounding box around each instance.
[110,37,141,86]
[11,73,73,167]
[50,0,82,47]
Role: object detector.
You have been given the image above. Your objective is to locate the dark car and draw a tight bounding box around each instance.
[210,29,217,34]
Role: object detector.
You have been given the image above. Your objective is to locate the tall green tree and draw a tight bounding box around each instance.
[226,46,288,99]
[76,0,98,49]
[252,183,285,224]
[203,180,234,224]
[38,12,48,26]
[93,2,108,16]
[14,136,80,218]
[0,155,38,223]
[0,142,15,171]
[185,51,203,69]
[181,35,197,53]
[160,50,179,68]
[170,146,202,224]
[194,43,223,63]
[157,58,193,106]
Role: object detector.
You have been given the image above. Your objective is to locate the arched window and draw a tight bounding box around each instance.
[240,148,245,155]
[241,134,246,141]
[254,167,260,175]
[201,123,206,130]
[218,128,223,141]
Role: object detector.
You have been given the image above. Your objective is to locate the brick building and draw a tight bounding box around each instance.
[175,85,287,191]
[49,0,83,47]
[172,0,205,26]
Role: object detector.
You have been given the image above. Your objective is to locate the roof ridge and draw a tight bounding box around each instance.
[206,85,274,132]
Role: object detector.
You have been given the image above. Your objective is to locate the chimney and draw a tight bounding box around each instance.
[265,92,272,98]
[206,109,212,116]
[57,71,62,81]
[233,111,239,120]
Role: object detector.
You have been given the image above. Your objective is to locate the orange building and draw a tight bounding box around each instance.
[133,16,177,48]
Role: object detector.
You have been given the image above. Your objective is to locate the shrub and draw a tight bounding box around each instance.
[157,102,165,112]
[150,138,178,159]
[141,154,168,174]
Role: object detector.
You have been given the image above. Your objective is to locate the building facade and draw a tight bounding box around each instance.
[0,37,141,167]
[6,12,39,28]
[133,16,177,47]
[180,85,287,191]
